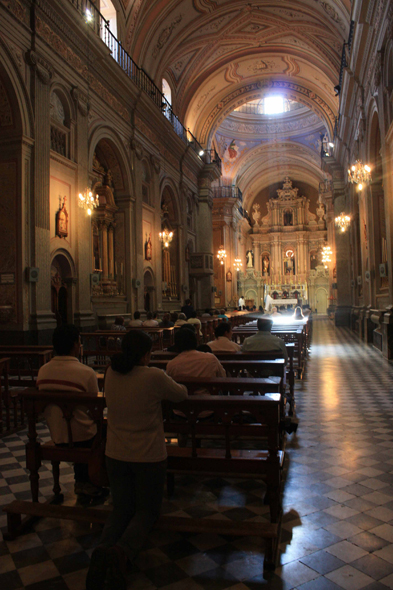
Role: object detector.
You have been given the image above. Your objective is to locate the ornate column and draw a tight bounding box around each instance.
[101,221,109,279]
[26,51,56,339]
[334,190,352,326]
[108,224,115,279]
[254,242,261,272]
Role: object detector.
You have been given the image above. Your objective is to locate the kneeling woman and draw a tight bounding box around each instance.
[87,330,187,590]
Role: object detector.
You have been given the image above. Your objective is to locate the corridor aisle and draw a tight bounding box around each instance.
[279,319,393,590]
[1,319,393,589]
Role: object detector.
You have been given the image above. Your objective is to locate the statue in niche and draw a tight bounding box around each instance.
[284,250,295,275]
[246,250,254,268]
[262,255,270,276]
[145,233,152,261]
[226,270,232,282]
[284,209,293,226]
[56,196,68,239]
[310,252,318,271]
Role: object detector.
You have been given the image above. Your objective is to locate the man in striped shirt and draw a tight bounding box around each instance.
[36,324,103,497]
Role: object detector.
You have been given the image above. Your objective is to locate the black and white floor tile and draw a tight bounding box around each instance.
[1,319,393,589]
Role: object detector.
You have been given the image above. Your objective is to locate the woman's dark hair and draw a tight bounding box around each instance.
[111,330,152,374]
[114,316,124,326]
[197,344,212,353]
[171,312,178,322]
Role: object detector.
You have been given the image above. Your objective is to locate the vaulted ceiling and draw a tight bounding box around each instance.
[123,0,351,210]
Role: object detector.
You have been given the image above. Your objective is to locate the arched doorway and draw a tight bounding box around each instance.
[51,253,75,325]
[143,269,155,312]
[316,288,328,315]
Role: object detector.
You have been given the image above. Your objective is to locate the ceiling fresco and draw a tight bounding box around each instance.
[123,0,350,207]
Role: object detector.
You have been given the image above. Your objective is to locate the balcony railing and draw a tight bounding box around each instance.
[212,186,242,200]
[67,0,220,169]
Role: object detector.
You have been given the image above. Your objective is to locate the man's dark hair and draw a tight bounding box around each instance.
[190,310,197,318]
[171,312,178,322]
[146,312,153,320]
[180,323,195,332]
[215,322,231,338]
[257,318,273,332]
[114,316,124,326]
[53,324,80,356]
[204,308,211,314]
[175,326,197,351]
[134,311,141,320]
[185,299,191,306]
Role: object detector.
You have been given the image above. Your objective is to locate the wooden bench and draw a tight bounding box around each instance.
[151,347,295,414]
[0,348,53,387]
[3,391,283,571]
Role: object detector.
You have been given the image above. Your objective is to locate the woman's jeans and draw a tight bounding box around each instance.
[100,456,167,561]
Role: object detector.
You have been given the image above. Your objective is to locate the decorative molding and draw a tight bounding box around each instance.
[71,87,89,117]
[25,50,53,85]
[152,14,183,59]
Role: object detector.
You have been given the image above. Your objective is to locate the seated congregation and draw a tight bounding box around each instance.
[2,309,304,588]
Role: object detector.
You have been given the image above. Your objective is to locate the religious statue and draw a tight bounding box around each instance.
[246,250,254,268]
[226,270,232,282]
[262,255,270,276]
[145,233,152,261]
[56,196,68,239]
[284,249,295,275]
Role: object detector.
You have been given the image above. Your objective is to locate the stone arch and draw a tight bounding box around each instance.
[50,249,76,325]
[143,267,155,311]
[0,37,34,139]
[160,180,181,224]
[89,126,132,196]
[50,83,76,126]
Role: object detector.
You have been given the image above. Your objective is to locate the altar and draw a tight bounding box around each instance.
[272,298,298,307]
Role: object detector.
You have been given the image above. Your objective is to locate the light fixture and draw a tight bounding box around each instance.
[321,245,332,268]
[335,212,351,232]
[217,247,227,265]
[234,258,243,271]
[328,142,334,148]
[199,150,205,157]
[85,8,93,23]
[159,229,173,248]
[78,189,98,216]
[348,160,371,188]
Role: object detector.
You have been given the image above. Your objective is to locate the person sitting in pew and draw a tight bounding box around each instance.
[217,308,229,321]
[242,318,288,364]
[201,308,212,317]
[127,311,143,327]
[87,330,187,590]
[207,322,241,352]
[36,324,105,498]
[174,312,188,326]
[187,310,202,335]
[110,316,126,332]
[143,312,159,327]
[159,313,174,328]
[166,328,226,381]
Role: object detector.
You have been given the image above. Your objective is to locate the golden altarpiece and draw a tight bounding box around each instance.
[239,178,329,310]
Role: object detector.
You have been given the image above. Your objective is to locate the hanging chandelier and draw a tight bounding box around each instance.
[234,258,243,271]
[159,229,173,248]
[321,245,332,268]
[347,160,371,190]
[78,189,98,216]
[335,212,351,233]
[217,247,227,265]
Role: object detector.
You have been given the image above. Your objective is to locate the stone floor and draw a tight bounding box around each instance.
[1,319,393,589]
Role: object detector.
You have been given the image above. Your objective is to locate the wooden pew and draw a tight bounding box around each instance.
[0,348,53,387]
[3,390,283,571]
[151,347,295,414]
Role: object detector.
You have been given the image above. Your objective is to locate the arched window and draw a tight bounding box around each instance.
[162,78,172,120]
[50,91,70,158]
[100,0,117,58]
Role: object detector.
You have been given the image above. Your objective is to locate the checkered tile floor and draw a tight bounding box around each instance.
[1,319,393,589]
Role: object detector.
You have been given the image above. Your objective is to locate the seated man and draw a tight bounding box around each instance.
[217,308,229,321]
[36,324,104,498]
[128,311,143,327]
[201,308,212,317]
[181,298,195,319]
[166,328,226,381]
[242,318,288,364]
[187,310,202,336]
[143,312,159,327]
[174,313,188,326]
[207,322,241,352]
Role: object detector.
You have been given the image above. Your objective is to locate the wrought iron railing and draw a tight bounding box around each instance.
[67,0,221,169]
[338,20,355,91]
[213,186,242,200]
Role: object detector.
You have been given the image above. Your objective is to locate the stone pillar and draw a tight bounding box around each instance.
[254,242,261,272]
[334,192,352,326]
[26,51,56,341]
[101,222,109,279]
[108,224,115,279]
